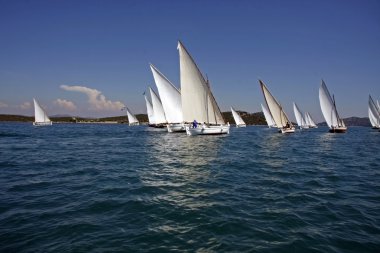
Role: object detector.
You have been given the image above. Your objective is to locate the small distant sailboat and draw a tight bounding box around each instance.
[304,112,318,128]
[368,95,380,129]
[259,80,295,133]
[261,103,276,128]
[293,102,309,129]
[150,64,185,132]
[33,98,52,126]
[231,107,246,127]
[178,41,230,136]
[319,80,347,133]
[144,93,155,127]
[149,87,167,128]
[124,107,139,126]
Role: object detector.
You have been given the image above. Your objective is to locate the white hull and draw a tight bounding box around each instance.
[186,125,230,136]
[236,124,246,128]
[167,123,186,133]
[129,122,139,126]
[33,121,52,126]
[279,127,295,133]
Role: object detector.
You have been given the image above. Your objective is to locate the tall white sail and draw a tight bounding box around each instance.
[231,107,246,126]
[369,95,380,127]
[125,107,139,125]
[305,112,317,127]
[259,80,293,128]
[149,87,167,124]
[33,98,52,125]
[144,94,155,124]
[293,102,306,128]
[319,80,345,128]
[178,41,224,124]
[150,64,183,124]
[261,104,276,127]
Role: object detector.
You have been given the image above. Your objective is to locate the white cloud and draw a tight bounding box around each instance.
[20,102,32,110]
[54,99,77,111]
[0,102,8,108]
[60,85,125,111]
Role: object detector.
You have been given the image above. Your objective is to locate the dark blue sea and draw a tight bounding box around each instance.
[0,123,379,252]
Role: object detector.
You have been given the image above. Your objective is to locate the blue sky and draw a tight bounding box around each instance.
[0,0,379,122]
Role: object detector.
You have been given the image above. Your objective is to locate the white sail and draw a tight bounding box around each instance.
[261,104,276,127]
[319,80,345,128]
[178,41,225,124]
[33,98,52,125]
[305,112,317,127]
[144,94,155,124]
[369,95,380,127]
[293,102,307,128]
[377,100,380,111]
[149,87,167,124]
[259,80,293,128]
[125,107,139,125]
[150,64,183,124]
[231,107,246,126]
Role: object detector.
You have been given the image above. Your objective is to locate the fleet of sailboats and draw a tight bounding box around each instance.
[259,80,295,133]
[24,42,377,134]
[33,98,52,126]
[231,107,246,127]
[319,80,347,133]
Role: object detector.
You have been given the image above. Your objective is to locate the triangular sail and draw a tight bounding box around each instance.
[259,80,292,128]
[144,94,155,124]
[369,95,380,127]
[319,80,344,128]
[150,64,183,123]
[149,87,167,124]
[293,102,306,127]
[126,108,139,124]
[33,98,51,123]
[231,107,246,126]
[177,41,224,124]
[305,112,317,127]
[261,104,276,127]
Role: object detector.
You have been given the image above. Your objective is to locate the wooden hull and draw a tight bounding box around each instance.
[33,121,52,126]
[329,127,347,133]
[186,125,230,136]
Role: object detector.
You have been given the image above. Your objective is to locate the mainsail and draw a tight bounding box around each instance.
[259,80,293,128]
[144,94,155,124]
[231,107,246,126]
[125,107,139,125]
[149,87,167,124]
[177,41,225,124]
[261,103,276,127]
[33,98,51,124]
[369,95,380,127]
[150,64,183,124]
[293,102,307,128]
[319,80,345,128]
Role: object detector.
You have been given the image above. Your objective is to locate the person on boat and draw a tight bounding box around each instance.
[285,122,290,128]
[192,120,198,128]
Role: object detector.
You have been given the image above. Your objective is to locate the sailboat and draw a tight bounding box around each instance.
[144,93,155,127]
[259,80,295,133]
[150,64,185,132]
[293,102,309,129]
[304,112,318,128]
[231,107,246,127]
[125,107,139,126]
[149,87,167,128]
[261,103,276,128]
[368,95,380,129]
[177,41,230,136]
[319,80,347,133]
[33,98,52,126]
